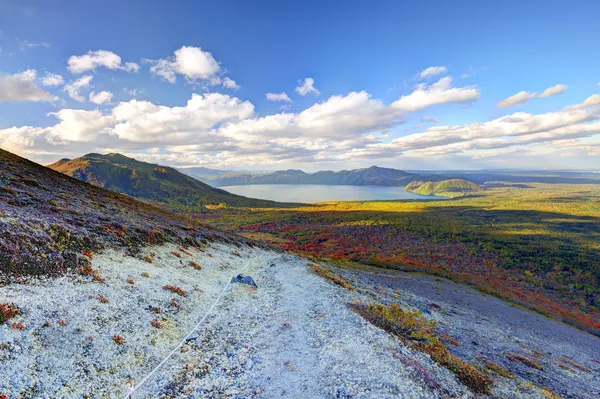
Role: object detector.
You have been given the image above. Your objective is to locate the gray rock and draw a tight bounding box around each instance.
[231,274,257,287]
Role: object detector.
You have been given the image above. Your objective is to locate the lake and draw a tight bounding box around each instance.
[220,184,440,203]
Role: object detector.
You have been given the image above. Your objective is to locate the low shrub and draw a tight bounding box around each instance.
[112,334,124,345]
[189,261,202,270]
[11,322,25,330]
[179,247,193,256]
[141,256,153,263]
[559,357,590,372]
[506,353,543,370]
[476,356,514,378]
[308,263,353,290]
[76,263,105,284]
[141,272,150,278]
[0,303,21,324]
[127,278,135,286]
[351,302,492,395]
[163,285,187,297]
[170,251,182,258]
[150,319,163,329]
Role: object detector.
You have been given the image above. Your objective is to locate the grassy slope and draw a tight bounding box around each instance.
[405,179,481,197]
[49,153,299,211]
[198,183,600,334]
[0,149,264,278]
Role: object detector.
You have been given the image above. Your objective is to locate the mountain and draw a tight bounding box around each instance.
[209,165,419,187]
[0,148,260,277]
[178,166,231,179]
[48,153,297,210]
[405,179,482,197]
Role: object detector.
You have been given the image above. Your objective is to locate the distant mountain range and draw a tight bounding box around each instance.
[184,166,423,187]
[180,165,600,187]
[48,153,297,210]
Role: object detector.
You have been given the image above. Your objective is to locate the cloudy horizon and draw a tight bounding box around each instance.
[1,1,599,172]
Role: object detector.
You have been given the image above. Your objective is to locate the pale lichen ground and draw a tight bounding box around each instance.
[1,242,597,398]
[0,242,272,398]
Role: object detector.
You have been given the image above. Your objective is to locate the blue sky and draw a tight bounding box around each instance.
[1,0,600,171]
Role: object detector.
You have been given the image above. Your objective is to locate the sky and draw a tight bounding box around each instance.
[1,0,600,171]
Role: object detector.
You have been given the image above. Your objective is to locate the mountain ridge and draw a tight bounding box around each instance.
[49,153,300,210]
[200,165,423,187]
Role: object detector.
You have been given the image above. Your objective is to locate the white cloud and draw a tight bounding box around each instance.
[148,46,220,83]
[222,77,240,90]
[295,77,320,96]
[266,92,292,103]
[89,91,113,105]
[111,93,254,143]
[48,109,115,142]
[497,91,537,107]
[123,62,140,73]
[391,77,480,113]
[582,94,600,107]
[63,75,93,102]
[41,73,64,87]
[67,50,140,74]
[0,69,56,102]
[3,72,599,170]
[539,84,568,98]
[418,66,447,79]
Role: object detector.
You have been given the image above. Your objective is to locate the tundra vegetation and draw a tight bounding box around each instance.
[199,183,600,335]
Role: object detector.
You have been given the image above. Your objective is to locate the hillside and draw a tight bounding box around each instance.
[207,165,419,187]
[48,153,296,210]
[405,179,482,197]
[0,149,264,278]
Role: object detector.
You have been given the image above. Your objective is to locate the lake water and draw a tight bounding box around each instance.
[220,184,440,203]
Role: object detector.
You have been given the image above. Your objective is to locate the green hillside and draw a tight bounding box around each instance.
[405,179,482,197]
[48,153,295,210]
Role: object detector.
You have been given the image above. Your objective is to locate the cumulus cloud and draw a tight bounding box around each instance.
[0,70,56,102]
[266,92,292,103]
[497,91,537,107]
[498,84,569,107]
[582,94,600,107]
[391,77,480,113]
[147,46,220,83]
[418,66,447,79]
[41,73,64,87]
[111,93,254,143]
[539,84,568,98]
[222,77,240,90]
[3,76,599,169]
[63,75,93,102]
[295,77,320,96]
[89,91,113,105]
[68,50,140,74]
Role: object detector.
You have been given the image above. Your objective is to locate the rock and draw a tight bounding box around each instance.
[231,274,257,287]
